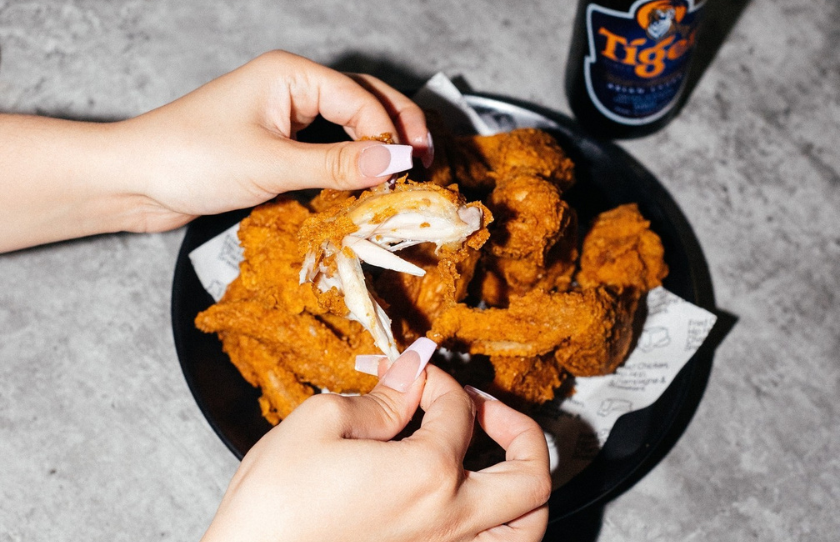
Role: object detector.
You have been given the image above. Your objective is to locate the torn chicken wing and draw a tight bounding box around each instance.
[196,124,669,422]
[298,178,488,361]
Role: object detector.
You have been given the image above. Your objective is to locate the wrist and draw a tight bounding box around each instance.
[0,114,147,252]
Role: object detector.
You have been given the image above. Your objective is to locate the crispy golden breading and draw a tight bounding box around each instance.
[490,353,567,405]
[429,287,629,358]
[196,125,669,420]
[451,128,576,193]
[487,175,567,262]
[576,203,669,291]
[477,186,578,306]
[196,300,378,393]
[224,197,320,314]
[430,286,641,384]
[221,333,315,423]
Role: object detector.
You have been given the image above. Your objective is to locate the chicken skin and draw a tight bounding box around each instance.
[196,180,490,423]
[196,125,669,420]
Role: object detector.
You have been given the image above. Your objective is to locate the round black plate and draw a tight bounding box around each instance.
[171,94,716,525]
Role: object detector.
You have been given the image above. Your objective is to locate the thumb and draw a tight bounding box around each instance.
[274,139,414,192]
[336,338,437,441]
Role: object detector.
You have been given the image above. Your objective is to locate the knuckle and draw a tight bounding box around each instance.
[302,392,348,423]
[364,391,404,427]
[420,448,463,495]
[530,469,553,506]
[325,143,356,190]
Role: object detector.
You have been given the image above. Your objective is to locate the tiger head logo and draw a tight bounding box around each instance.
[637,0,689,41]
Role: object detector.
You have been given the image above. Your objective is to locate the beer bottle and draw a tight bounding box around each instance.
[565,0,706,139]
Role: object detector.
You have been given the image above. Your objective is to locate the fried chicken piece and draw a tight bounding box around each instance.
[197,299,379,394]
[196,194,382,397]
[576,203,669,291]
[224,197,320,314]
[430,286,635,361]
[490,353,567,405]
[298,178,488,360]
[476,177,579,305]
[222,333,315,423]
[487,175,567,262]
[451,128,576,193]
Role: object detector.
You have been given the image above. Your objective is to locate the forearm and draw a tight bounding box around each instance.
[0,114,143,253]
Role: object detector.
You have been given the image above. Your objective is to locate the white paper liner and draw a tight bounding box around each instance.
[188,75,717,487]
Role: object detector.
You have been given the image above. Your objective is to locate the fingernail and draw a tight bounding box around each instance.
[422,132,435,168]
[379,337,437,392]
[360,144,413,178]
[465,385,498,402]
[355,354,387,376]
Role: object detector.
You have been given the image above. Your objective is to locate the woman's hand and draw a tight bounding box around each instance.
[201,340,552,542]
[115,50,432,233]
[0,50,431,252]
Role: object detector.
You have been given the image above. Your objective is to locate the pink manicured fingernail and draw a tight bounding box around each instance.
[465,385,498,402]
[379,337,437,392]
[355,354,387,376]
[359,144,413,178]
[422,132,435,168]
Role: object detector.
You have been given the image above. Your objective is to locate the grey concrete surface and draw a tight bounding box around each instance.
[1,0,838,540]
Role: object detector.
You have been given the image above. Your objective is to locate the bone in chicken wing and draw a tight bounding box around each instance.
[447,129,579,307]
[576,203,669,291]
[450,128,576,194]
[298,178,488,361]
[195,197,380,419]
[197,177,491,423]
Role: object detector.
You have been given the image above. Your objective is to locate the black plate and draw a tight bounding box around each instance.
[171,94,716,526]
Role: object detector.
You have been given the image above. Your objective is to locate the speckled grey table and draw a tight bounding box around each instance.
[1,1,838,541]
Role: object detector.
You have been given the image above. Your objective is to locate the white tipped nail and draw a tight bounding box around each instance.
[378,337,438,392]
[381,144,413,176]
[360,144,414,178]
[404,337,437,379]
[465,385,498,402]
[422,131,435,168]
[355,354,387,376]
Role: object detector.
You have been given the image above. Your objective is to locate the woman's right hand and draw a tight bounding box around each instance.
[201,345,552,542]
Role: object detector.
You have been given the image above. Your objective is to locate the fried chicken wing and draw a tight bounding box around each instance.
[196,299,379,394]
[298,178,488,361]
[196,124,670,421]
[477,178,578,305]
[490,353,567,405]
[221,333,315,423]
[429,287,631,358]
[576,203,669,291]
[451,128,576,193]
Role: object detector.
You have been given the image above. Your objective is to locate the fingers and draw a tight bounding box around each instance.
[459,389,552,535]
[264,138,414,191]
[477,505,550,542]
[257,52,428,149]
[407,364,477,463]
[300,338,436,442]
[347,74,433,165]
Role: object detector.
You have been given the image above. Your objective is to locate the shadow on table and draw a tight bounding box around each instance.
[541,310,735,541]
[543,505,604,542]
[329,52,433,93]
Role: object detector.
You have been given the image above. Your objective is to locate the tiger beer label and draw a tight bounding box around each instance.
[583,0,705,125]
